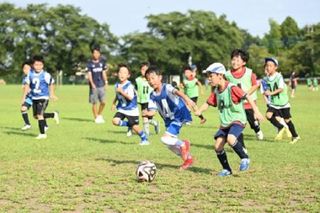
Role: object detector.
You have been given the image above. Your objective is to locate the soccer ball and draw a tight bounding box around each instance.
[136,161,157,182]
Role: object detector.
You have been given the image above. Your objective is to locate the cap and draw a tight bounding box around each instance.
[190,64,197,71]
[202,63,226,75]
[265,57,278,66]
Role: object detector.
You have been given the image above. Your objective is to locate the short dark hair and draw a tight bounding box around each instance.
[32,55,44,64]
[145,65,161,76]
[140,62,150,68]
[118,63,131,74]
[231,49,249,62]
[91,45,101,53]
[183,65,192,72]
[21,60,32,68]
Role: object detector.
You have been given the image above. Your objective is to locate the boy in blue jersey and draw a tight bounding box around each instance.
[111,64,149,145]
[143,66,195,170]
[87,46,108,124]
[23,55,59,139]
[20,60,33,130]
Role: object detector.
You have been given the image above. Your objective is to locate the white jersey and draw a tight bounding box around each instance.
[115,80,139,116]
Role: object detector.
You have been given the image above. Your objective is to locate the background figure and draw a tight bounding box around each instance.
[86,46,108,124]
[312,77,318,91]
[289,71,298,98]
[20,60,33,130]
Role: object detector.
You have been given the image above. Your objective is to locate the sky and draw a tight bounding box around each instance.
[6,0,320,37]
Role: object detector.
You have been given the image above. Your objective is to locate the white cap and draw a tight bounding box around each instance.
[265,57,279,66]
[202,63,226,75]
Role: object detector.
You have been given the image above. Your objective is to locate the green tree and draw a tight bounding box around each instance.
[280,16,300,48]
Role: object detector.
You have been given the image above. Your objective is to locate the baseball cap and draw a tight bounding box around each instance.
[202,63,226,75]
[265,57,278,66]
[190,64,197,71]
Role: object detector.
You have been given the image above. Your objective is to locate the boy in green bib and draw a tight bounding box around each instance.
[196,63,264,176]
[263,57,300,144]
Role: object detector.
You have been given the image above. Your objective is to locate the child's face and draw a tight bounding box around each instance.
[231,55,246,70]
[118,67,130,82]
[184,69,193,80]
[140,65,148,76]
[92,50,101,60]
[207,73,220,86]
[146,72,162,90]
[33,61,44,72]
[265,62,277,76]
[23,64,31,75]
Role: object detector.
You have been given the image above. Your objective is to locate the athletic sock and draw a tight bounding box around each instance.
[38,119,46,134]
[149,119,157,126]
[286,120,298,137]
[253,120,261,133]
[138,131,147,141]
[216,150,232,172]
[269,116,284,130]
[143,122,150,135]
[199,114,204,120]
[44,113,54,118]
[21,111,30,125]
[238,133,246,149]
[119,120,128,127]
[231,139,249,159]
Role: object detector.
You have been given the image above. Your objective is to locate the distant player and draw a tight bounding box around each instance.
[134,62,160,136]
[22,55,59,139]
[196,63,264,176]
[143,66,195,170]
[181,65,206,124]
[86,46,108,123]
[111,64,149,145]
[263,57,300,144]
[20,60,33,130]
[225,49,264,141]
[312,77,318,91]
[306,77,313,90]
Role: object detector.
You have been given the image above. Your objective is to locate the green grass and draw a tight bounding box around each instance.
[0,85,319,212]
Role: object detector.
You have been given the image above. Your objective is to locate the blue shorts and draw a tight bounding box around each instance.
[165,121,183,136]
[214,123,244,140]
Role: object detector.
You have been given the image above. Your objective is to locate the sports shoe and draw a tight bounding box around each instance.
[181,140,191,161]
[290,136,301,144]
[218,169,232,177]
[275,127,286,140]
[139,140,150,146]
[200,118,207,124]
[21,124,31,131]
[127,129,132,137]
[285,128,292,138]
[44,126,49,132]
[180,157,193,170]
[53,111,60,124]
[95,115,105,124]
[154,121,160,134]
[35,134,47,140]
[256,130,264,140]
[239,158,250,171]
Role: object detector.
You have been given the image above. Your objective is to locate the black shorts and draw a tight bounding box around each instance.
[113,112,139,127]
[267,106,291,119]
[140,103,153,119]
[22,102,32,109]
[32,99,49,117]
[190,97,198,103]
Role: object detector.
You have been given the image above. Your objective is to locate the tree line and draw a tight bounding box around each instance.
[0,3,319,83]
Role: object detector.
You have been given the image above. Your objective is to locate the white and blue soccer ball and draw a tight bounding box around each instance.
[136,161,157,182]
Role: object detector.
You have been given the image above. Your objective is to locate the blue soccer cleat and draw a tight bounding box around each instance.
[139,140,150,146]
[218,169,232,177]
[239,158,250,171]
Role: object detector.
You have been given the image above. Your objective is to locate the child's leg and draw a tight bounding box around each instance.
[112,112,128,127]
[215,136,232,173]
[282,108,299,138]
[21,105,31,126]
[227,125,248,160]
[267,110,284,131]
[132,124,148,142]
[245,109,261,133]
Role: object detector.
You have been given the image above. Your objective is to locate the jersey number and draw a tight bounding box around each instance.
[160,99,174,119]
[143,86,149,94]
[32,78,41,94]
[267,82,280,100]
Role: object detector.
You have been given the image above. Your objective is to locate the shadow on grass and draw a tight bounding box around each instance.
[96,158,212,174]
[1,126,22,131]
[244,134,277,143]
[62,117,93,123]
[4,130,37,137]
[83,137,135,145]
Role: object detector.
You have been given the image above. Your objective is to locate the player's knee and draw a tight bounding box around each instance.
[266,113,273,120]
[160,135,176,145]
[112,118,120,126]
[21,106,27,112]
[284,118,291,123]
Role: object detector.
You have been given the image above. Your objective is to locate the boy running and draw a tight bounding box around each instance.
[111,64,149,145]
[196,63,264,176]
[22,55,59,139]
[143,66,195,170]
[263,57,300,144]
[225,49,264,140]
[20,60,33,130]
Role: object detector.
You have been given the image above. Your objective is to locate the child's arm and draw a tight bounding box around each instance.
[245,94,264,122]
[195,102,209,116]
[247,73,259,95]
[111,96,117,111]
[264,88,283,96]
[196,79,204,95]
[21,84,30,105]
[174,89,196,111]
[49,84,58,101]
[116,86,133,101]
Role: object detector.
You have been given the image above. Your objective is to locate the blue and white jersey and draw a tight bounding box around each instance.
[86,58,107,88]
[22,75,33,104]
[25,70,54,100]
[115,80,139,116]
[148,83,192,127]
[260,79,271,104]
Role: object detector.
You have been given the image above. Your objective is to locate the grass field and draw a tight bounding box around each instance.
[0,84,319,212]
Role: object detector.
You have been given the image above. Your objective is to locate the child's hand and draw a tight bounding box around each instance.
[264,90,271,96]
[194,110,202,116]
[111,104,116,111]
[255,111,264,122]
[50,95,58,101]
[142,109,149,117]
[116,86,123,93]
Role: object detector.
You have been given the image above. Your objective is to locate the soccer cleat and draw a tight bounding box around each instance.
[285,128,292,138]
[239,158,250,171]
[127,129,132,137]
[95,115,105,124]
[256,130,264,140]
[44,126,49,132]
[218,169,232,177]
[154,121,160,134]
[21,124,31,131]
[35,134,47,140]
[53,111,60,124]
[180,157,193,170]
[200,118,207,124]
[181,140,191,161]
[139,140,150,146]
[275,127,286,140]
[290,136,301,144]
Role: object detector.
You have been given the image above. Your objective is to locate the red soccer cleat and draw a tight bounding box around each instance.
[180,157,193,170]
[181,140,190,161]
